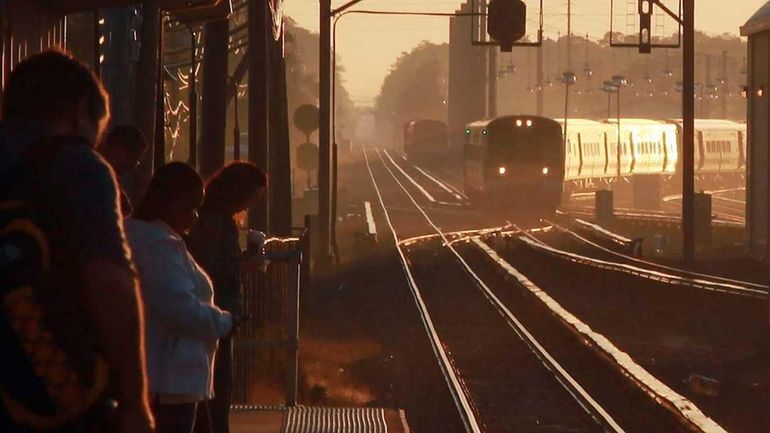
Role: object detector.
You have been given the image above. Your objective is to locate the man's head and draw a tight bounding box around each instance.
[98,125,148,176]
[1,50,110,145]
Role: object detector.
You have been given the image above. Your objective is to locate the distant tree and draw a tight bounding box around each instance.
[374,42,449,148]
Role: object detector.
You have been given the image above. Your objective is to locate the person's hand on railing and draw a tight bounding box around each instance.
[227,313,253,338]
[240,254,269,274]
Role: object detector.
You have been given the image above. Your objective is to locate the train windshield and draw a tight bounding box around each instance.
[488,121,561,164]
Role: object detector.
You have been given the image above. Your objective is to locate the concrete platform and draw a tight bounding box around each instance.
[230,406,409,433]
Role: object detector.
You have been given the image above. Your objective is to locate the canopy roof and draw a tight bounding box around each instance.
[741,1,770,36]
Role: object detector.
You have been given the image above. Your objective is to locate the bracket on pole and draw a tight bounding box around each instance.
[470,0,544,48]
[609,0,681,53]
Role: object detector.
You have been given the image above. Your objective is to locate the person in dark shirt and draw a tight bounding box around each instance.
[0,51,153,433]
[97,125,148,216]
[187,161,267,433]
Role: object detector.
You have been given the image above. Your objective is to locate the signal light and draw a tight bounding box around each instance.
[465,128,471,135]
[516,120,523,127]
[482,129,488,135]
[541,167,549,175]
[498,166,507,175]
[526,120,533,127]
[487,0,527,52]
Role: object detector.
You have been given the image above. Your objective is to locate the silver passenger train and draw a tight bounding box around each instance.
[464,115,747,212]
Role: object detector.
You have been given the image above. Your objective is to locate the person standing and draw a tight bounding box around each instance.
[126,162,233,433]
[187,161,267,433]
[0,51,153,433]
[97,125,148,215]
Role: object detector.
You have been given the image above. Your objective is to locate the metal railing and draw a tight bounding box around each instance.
[232,231,308,406]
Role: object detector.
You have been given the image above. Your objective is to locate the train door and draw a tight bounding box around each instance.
[739,130,746,169]
[577,133,584,177]
[696,131,705,172]
[603,133,609,175]
[629,132,636,174]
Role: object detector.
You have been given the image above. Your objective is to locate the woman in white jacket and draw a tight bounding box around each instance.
[125,163,232,433]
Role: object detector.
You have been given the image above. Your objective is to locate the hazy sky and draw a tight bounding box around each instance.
[285,0,767,105]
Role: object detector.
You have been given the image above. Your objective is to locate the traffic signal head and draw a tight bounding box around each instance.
[487,0,527,52]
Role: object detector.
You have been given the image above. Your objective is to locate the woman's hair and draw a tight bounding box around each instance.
[134,162,203,222]
[200,162,267,216]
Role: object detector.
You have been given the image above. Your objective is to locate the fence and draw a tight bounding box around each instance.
[232,230,308,406]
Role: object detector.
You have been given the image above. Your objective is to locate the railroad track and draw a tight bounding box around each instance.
[483,227,769,432]
[538,219,768,298]
[561,205,745,228]
[364,144,727,433]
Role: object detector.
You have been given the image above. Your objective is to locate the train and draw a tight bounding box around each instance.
[404,119,448,163]
[463,115,747,212]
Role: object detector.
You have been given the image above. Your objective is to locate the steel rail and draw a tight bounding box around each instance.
[398,154,468,201]
[546,219,768,292]
[374,147,626,433]
[471,236,728,433]
[382,150,466,207]
[362,146,482,433]
[512,228,767,300]
[560,206,745,228]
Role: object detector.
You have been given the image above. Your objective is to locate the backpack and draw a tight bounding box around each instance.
[0,138,110,431]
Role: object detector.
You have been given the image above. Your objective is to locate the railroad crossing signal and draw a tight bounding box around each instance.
[487,0,526,52]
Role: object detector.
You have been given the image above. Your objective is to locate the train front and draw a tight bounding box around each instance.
[469,116,565,213]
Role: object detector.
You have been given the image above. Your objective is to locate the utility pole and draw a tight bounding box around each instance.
[721,50,728,119]
[318,0,332,265]
[705,54,711,118]
[566,0,571,70]
[488,47,498,117]
[536,29,544,116]
[682,0,695,262]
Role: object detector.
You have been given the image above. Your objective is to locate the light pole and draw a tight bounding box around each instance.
[562,71,576,151]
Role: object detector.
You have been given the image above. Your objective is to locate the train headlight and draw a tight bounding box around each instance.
[516,119,523,127]
[526,120,533,127]
[498,166,507,176]
[541,166,550,175]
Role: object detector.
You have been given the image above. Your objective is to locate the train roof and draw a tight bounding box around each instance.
[407,119,447,127]
[603,118,668,125]
[467,115,559,129]
[554,118,605,126]
[668,119,745,128]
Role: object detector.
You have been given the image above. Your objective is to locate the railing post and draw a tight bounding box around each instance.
[285,258,300,406]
